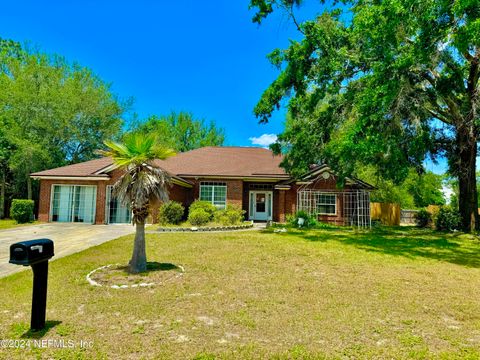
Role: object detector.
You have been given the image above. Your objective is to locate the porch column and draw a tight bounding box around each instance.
[278,190,286,223]
[37,180,52,222]
[95,183,107,224]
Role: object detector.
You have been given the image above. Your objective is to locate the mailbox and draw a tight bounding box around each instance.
[9,238,54,331]
[10,239,54,266]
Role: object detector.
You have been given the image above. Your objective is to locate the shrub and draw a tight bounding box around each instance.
[188,200,216,221]
[158,201,184,225]
[288,210,317,228]
[188,208,210,226]
[435,206,461,232]
[10,199,35,224]
[214,205,245,225]
[414,209,432,228]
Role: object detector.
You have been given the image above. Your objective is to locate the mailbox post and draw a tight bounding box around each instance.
[9,239,54,331]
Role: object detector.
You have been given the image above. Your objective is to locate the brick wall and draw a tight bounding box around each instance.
[150,183,193,223]
[276,190,286,222]
[191,179,243,208]
[37,179,108,224]
[38,171,359,225]
[288,184,298,215]
[38,168,193,225]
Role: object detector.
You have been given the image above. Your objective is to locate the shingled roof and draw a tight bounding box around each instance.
[155,146,287,178]
[31,146,288,179]
[30,157,113,178]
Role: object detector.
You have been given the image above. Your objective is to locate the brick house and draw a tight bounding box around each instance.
[30,146,374,226]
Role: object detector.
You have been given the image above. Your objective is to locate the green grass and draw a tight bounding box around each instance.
[1,227,480,359]
[0,219,38,230]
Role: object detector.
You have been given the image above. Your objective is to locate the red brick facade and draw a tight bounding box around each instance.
[37,179,107,223]
[37,168,197,225]
[38,174,292,224]
[37,168,359,225]
[191,179,244,208]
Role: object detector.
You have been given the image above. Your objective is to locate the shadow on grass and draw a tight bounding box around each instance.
[146,262,180,271]
[117,262,181,275]
[21,320,62,339]
[288,227,480,268]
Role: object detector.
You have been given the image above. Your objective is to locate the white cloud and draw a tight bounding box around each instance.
[249,134,278,147]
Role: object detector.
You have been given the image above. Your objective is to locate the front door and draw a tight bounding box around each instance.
[249,191,273,221]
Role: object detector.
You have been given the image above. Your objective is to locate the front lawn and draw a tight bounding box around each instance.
[0,227,479,359]
[0,219,38,230]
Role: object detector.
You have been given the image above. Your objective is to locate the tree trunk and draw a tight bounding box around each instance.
[27,176,32,200]
[0,171,5,219]
[129,221,147,273]
[456,124,478,232]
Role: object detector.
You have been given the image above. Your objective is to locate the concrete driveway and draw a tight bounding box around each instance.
[0,223,135,278]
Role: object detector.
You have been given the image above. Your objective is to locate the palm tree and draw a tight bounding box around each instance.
[100,134,175,273]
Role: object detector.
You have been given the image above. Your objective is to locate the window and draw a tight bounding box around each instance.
[315,193,336,215]
[51,185,96,223]
[199,182,227,209]
[107,186,132,224]
[249,183,273,191]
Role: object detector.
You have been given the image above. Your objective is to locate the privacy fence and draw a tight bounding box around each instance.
[370,203,443,226]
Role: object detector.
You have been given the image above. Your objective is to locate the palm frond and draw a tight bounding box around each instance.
[105,133,176,223]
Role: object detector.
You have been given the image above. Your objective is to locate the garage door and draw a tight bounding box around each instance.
[50,185,97,223]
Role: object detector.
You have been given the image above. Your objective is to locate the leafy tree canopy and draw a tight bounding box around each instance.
[359,166,445,209]
[128,112,225,152]
[250,0,480,231]
[0,38,126,205]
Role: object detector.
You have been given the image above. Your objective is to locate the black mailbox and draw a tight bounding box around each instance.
[9,238,54,331]
[10,239,54,266]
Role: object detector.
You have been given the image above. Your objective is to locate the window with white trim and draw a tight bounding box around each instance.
[314,193,336,215]
[199,182,227,209]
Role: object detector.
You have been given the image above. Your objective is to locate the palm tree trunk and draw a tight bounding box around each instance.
[129,220,147,273]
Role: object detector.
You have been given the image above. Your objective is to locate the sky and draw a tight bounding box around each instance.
[0,1,314,147]
[0,0,452,175]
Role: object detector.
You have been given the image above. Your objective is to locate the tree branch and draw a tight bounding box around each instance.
[426,107,451,124]
[279,1,304,35]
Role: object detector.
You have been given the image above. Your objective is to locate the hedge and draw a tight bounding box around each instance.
[10,199,35,223]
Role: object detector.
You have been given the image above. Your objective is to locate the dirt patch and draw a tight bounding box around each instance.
[88,262,184,288]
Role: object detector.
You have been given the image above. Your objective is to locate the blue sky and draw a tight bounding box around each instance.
[0,0,450,174]
[0,1,310,145]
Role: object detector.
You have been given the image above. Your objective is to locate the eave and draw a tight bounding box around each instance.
[30,175,110,181]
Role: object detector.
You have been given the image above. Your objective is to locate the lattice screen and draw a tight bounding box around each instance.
[297,189,371,229]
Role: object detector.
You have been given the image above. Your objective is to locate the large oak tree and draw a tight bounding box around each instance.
[250,0,480,231]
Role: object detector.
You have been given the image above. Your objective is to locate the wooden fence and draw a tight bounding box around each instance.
[371,203,447,226]
[370,202,400,226]
[400,209,418,225]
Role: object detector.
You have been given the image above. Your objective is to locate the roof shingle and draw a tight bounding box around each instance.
[30,157,113,177]
[30,147,287,179]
